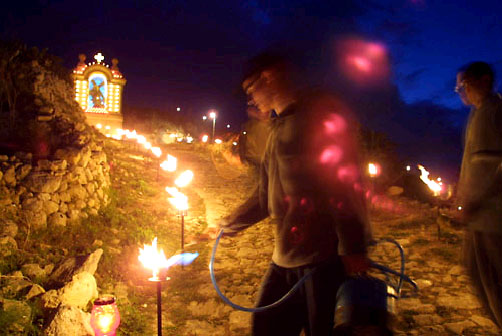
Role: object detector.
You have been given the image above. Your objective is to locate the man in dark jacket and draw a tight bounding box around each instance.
[238,105,272,178]
[456,61,502,328]
[218,53,372,335]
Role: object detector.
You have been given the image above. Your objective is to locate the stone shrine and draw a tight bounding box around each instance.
[71,52,126,132]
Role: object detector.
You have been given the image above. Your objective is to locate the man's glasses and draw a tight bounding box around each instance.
[455,81,466,93]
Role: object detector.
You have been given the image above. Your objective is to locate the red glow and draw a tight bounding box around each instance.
[299,197,314,214]
[336,38,390,85]
[323,114,347,134]
[348,56,371,73]
[337,164,359,183]
[319,145,343,165]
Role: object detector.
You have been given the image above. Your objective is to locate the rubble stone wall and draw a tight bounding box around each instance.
[0,141,110,230]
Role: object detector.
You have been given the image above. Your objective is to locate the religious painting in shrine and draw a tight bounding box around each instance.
[72,52,127,131]
[88,73,107,109]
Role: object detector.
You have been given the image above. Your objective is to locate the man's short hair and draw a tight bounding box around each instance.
[242,52,291,86]
[459,61,495,89]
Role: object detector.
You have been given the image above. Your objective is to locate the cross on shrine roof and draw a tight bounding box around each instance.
[94,52,104,63]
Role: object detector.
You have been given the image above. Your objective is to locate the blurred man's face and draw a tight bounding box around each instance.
[243,71,275,113]
[456,73,471,106]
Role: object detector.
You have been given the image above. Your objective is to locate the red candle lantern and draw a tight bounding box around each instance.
[90,295,120,336]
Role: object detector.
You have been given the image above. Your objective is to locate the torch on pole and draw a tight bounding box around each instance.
[138,238,199,336]
[148,276,169,336]
[179,209,188,252]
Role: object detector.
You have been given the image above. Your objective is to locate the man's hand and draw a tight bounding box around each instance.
[200,219,239,241]
[341,253,371,276]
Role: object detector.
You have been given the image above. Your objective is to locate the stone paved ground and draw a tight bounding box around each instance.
[112,142,501,336]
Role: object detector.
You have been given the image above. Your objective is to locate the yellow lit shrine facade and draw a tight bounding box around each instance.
[72,52,126,131]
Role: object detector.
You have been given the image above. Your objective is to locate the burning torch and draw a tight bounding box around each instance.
[138,237,198,336]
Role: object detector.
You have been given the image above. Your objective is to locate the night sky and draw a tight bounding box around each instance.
[2,0,502,180]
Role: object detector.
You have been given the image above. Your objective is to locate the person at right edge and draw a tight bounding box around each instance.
[455,61,502,329]
[217,52,372,335]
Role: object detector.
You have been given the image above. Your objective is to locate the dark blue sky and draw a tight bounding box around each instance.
[2,0,501,179]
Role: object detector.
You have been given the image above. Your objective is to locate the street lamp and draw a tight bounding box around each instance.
[209,110,217,141]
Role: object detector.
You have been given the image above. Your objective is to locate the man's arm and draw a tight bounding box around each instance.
[220,185,269,235]
[220,147,270,235]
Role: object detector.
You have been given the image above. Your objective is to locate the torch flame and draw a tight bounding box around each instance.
[137,135,147,145]
[166,187,188,211]
[151,147,162,158]
[125,129,138,139]
[138,237,169,280]
[160,154,177,172]
[138,238,199,280]
[175,170,194,188]
[417,164,442,196]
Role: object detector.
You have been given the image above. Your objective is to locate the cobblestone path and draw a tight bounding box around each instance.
[135,145,500,336]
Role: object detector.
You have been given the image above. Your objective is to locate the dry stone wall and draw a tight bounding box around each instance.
[0,141,110,230]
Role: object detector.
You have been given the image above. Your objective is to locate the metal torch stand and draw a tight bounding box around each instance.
[179,210,188,254]
[149,277,170,336]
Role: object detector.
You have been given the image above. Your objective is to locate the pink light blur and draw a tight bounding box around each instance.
[337,164,359,183]
[319,145,343,165]
[323,114,347,134]
[348,56,372,73]
[336,38,390,86]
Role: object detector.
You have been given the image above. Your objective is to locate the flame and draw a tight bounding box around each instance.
[138,238,199,280]
[417,164,442,196]
[137,135,147,145]
[138,237,169,280]
[165,186,188,211]
[175,170,194,188]
[151,147,162,158]
[125,129,137,139]
[160,154,177,172]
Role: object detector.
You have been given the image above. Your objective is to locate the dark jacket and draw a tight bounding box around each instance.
[223,92,372,268]
[457,93,502,233]
[238,118,272,166]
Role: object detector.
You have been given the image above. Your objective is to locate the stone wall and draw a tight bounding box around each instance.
[0,140,110,230]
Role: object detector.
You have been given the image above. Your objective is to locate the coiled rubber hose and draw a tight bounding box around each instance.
[209,229,314,312]
[210,230,418,312]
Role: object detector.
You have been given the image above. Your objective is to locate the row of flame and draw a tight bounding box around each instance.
[367,162,443,197]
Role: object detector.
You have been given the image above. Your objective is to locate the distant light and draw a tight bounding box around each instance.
[214,138,222,144]
[186,136,193,143]
[406,165,411,171]
[226,124,230,128]
[437,177,442,182]
[201,134,209,143]
[242,131,247,135]
[232,142,238,146]
[202,116,207,120]
[176,107,181,112]
[458,206,462,211]
[209,111,216,119]
[105,125,111,130]
[96,123,103,129]
[368,162,379,177]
